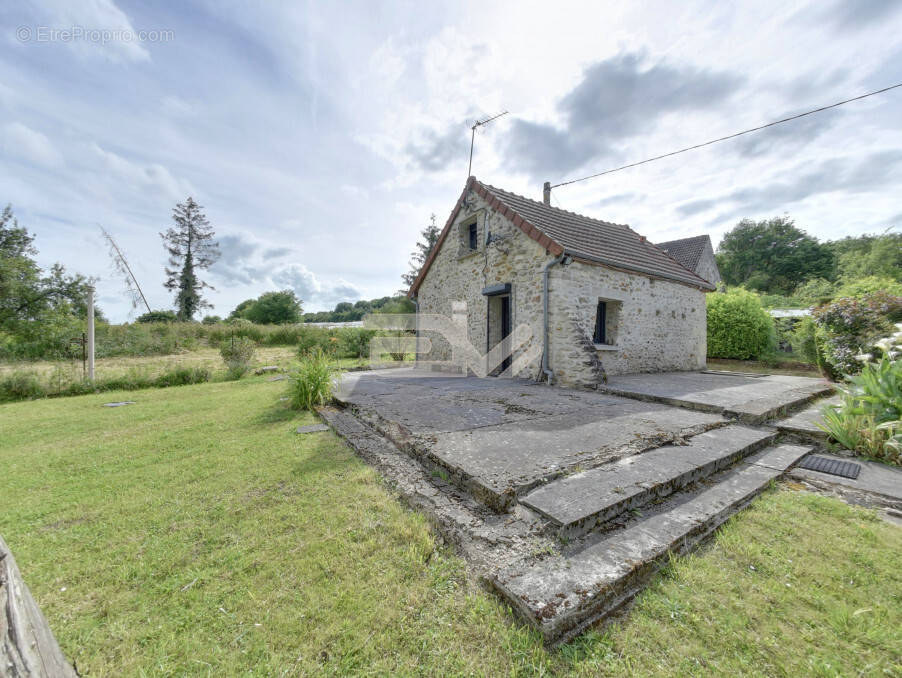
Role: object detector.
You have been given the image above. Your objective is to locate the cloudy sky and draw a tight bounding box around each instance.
[2,1,901,321]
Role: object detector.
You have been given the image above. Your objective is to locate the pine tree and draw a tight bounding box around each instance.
[161,197,220,321]
[401,213,440,291]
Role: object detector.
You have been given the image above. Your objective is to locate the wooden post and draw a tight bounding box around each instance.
[0,535,79,677]
[87,286,95,381]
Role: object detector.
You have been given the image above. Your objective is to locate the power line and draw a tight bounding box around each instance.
[551,81,902,189]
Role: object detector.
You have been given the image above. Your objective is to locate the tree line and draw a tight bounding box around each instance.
[716,216,901,302]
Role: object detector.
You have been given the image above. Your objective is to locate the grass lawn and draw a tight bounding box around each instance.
[1,377,900,676]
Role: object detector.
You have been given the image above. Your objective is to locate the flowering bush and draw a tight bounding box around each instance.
[820,324,902,465]
[811,291,902,379]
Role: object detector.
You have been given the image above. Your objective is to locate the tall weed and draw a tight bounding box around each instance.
[288,348,335,410]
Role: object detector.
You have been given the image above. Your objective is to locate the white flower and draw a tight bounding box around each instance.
[875,338,893,352]
[854,353,873,362]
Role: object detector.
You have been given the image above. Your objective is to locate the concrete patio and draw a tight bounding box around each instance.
[323,367,837,644]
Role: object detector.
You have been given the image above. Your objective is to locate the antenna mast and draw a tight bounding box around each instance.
[468,110,508,177]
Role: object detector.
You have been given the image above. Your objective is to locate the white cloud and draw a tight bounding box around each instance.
[209,233,363,312]
[88,143,194,202]
[32,0,151,63]
[1,122,63,168]
[4,0,902,322]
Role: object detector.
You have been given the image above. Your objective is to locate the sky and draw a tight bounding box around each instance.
[2,0,901,322]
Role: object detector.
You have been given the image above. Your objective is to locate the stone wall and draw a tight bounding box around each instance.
[546,260,707,387]
[415,187,708,387]
[416,189,548,378]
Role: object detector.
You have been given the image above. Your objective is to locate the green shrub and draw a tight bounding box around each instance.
[757,292,804,310]
[811,291,902,378]
[835,276,902,298]
[288,348,335,410]
[152,367,211,387]
[0,370,44,401]
[793,317,819,365]
[794,278,835,306]
[296,326,334,357]
[202,315,221,325]
[336,327,376,359]
[220,336,257,379]
[706,289,775,360]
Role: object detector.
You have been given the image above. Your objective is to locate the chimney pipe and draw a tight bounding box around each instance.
[543,181,551,205]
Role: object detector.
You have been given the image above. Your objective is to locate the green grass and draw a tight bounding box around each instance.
[1,379,900,676]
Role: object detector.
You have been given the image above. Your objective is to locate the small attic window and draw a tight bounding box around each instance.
[468,222,478,250]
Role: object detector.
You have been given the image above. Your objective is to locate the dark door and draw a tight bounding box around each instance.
[500,295,511,372]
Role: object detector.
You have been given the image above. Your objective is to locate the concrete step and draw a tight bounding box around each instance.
[520,425,776,537]
[599,372,835,424]
[773,395,841,444]
[494,443,811,646]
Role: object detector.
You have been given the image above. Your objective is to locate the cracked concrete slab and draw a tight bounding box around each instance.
[600,371,834,423]
[337,369,726,509]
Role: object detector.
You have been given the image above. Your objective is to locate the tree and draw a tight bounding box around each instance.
[161,197,220,321]
[100,226,151,315]
[0,204,94,355]
[401,213,441,290]
[242,290,303,324]
[827,231,902,283]
[228,298,256,320]
[715,216,834,295]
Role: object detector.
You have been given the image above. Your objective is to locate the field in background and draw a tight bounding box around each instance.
[0,378,899,676]
[0,346,299,382]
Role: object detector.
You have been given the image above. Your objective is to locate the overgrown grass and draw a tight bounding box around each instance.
[288,348,336,410]
[0,381,899,675]
[0,321,385,362]
[0,365,211,402]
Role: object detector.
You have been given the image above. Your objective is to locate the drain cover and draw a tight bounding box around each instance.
[797,455,861,479]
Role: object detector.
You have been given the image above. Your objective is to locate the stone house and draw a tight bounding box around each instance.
[655,234,722,286]
[408,177,716,388]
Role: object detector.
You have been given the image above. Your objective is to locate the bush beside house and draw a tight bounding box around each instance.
[706,289,775,360]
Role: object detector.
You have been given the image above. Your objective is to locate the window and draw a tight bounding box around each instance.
[593,301,607,344]
[468,222,478,250]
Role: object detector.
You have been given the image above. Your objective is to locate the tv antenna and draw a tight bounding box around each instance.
[468,110,508,177]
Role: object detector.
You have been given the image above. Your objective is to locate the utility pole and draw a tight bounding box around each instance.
[468,110,508,177]
[87,286,95,381]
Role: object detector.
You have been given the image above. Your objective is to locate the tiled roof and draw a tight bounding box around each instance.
[408,177,715,295]
[655,235,712,274]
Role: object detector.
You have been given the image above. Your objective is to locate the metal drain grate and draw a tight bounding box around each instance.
[797,455,861,480]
